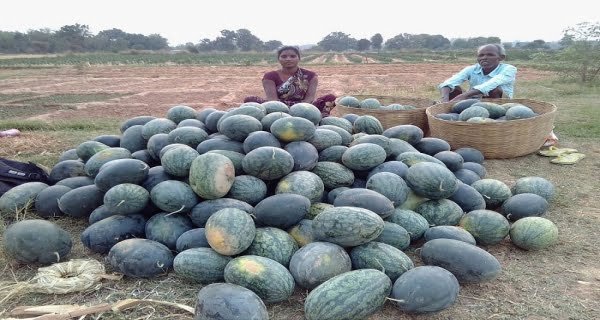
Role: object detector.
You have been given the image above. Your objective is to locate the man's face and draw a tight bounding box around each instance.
[477,45,503,71]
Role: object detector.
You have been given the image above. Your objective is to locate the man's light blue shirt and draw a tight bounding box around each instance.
[438,63,517,98]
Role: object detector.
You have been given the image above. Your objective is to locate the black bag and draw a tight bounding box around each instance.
[0,157,50,197]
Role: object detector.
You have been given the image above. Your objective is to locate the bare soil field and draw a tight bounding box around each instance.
[0,63,549,121]
[0,63,598,320]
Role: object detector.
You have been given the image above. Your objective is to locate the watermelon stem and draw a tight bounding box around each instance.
[165,205,186,216]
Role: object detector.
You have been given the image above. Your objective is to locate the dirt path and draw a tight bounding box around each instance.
[333,54,351,63]
[306,54,327,64]
[349,54,383,64]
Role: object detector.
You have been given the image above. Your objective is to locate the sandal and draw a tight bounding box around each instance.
[550,153,586,165]
[538,146,578,157]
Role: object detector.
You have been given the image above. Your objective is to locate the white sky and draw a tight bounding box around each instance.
[1,0,598,46]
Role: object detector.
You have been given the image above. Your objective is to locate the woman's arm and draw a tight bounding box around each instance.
[262,79,279,101]
[303,75,318,103]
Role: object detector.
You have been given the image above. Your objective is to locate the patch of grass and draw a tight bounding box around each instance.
[0,93,38,102]
[0,93,128,119]
[0,119,119,131]
[17,93,127,105]
[0,104,76,119]
[517,79,600,138]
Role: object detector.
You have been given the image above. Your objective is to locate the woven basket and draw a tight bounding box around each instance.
[333,95,435,131]
[426,98,557,159]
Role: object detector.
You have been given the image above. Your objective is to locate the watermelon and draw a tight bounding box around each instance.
[385,209,429,242]
[150,180,198,214]
[374,221,411,250]
[81,214,146,254]
[405,162,458,200]
[312,206,384,247]
[511,176,555,201]
[224,255,295,303]
[145,212,194,250]
[107,238,174,278]
[173,247,232,283]
[420,238,501,283]
[34,185,71,218]
[0,182,48,216]
[103,183,150,216]
[390,266,460,313]
[166,105,197,124]
[189,153,235,199]
[288,219,315,247]
[304,269,391,320]
[353,115,384,134]
[501,193,549,221]
[275,171,324,203]
[350,241,414,282]
[243,227,299,267]
[471,179,512,208]
[189,198,253,227]
[284,141,319,171]
[176,228,209,252]
[242,147,294,181]
[226,175,268,206]
[120,115,156,133]
[270,116,316,142]
[205,208,256,255]
[424,225,477,245]
[341,143,387,171]
[509,216,558,250]
[253,193,311,229]
[415,199,464,226]
[3,219,72,265]
[194,283,268,320]
[49,160,85,183]
[459,209,510,245]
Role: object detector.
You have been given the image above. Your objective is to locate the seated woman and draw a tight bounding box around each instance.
[244,46,336,117]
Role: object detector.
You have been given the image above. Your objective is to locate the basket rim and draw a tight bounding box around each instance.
[426,98,557,124]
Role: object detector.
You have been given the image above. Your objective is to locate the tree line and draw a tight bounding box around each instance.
[0,24,556,54]
[0,24,168,54]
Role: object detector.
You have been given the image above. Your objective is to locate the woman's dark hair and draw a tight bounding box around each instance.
[277,46,301,58]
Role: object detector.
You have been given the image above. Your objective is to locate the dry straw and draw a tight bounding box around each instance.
[426,98,557,159]
[0,259,121,304]
[333,95,435,131]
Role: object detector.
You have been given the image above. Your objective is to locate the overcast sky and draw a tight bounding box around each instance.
[1,0,598,46]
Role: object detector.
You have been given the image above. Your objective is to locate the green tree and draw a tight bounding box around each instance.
[56,24,91,51]
[264,40,283,51]
[521,39,549,49]
[370,33,383,50]
[235,29,263,51]
[553,22,600,82]
[357,39,371,51]
[317,32,357,51]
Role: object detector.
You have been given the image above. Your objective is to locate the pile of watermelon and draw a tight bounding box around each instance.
[0,99,559,319]
[435,98,539,122]
[338,95,417,110]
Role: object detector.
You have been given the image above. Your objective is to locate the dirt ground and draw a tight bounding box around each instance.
[0,63,550,121]
[0,63,598,320]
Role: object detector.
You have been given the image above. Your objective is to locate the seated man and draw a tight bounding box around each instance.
[439,44,517,102]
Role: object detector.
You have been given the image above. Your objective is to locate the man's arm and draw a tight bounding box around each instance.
[472,65,517,96]
[438,66,473,102]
